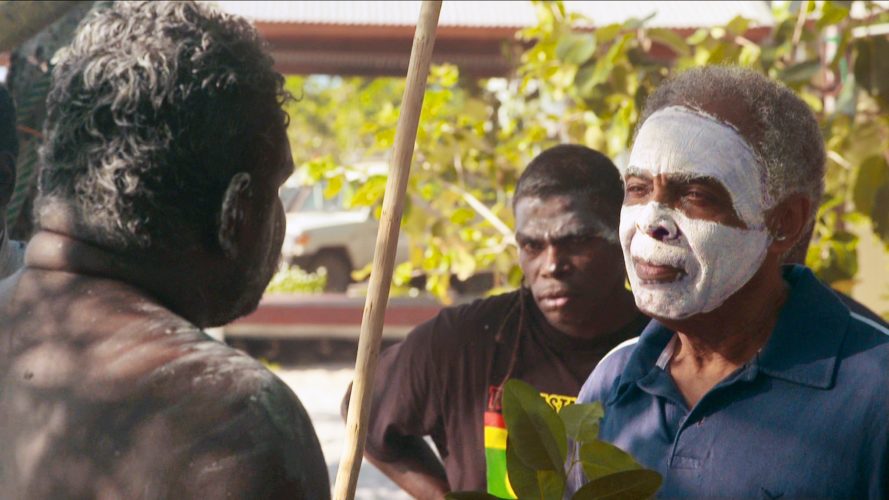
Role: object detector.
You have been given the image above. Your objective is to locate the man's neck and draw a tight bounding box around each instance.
[29,230,136,277]
[26,229,215,322]
[551,287,640,340]
[658,261,789,407]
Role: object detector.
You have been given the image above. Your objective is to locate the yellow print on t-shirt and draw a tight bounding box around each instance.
[540,391,576,413]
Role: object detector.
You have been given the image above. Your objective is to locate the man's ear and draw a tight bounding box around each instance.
[0,152,16,208]
[218,172,252,260]
[765,193,812,256]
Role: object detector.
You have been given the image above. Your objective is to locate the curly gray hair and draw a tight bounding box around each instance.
[636,66,825,222]
[37,1,289,251]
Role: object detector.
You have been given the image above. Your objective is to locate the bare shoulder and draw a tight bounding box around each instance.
[141,325,331,499]
[0,277,329,499]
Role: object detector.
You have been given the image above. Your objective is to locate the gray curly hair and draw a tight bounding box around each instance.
[37,1,289,251]
[636,66,825,222]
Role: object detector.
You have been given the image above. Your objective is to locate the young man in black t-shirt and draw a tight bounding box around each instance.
[344,145,648,497]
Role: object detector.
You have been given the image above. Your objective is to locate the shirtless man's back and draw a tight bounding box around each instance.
[1,270,327,499]
[0,2,328,498]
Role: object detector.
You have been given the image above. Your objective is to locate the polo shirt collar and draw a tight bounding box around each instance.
[611,265,848,401]
[754,265,849,389]
[608,319,674,404]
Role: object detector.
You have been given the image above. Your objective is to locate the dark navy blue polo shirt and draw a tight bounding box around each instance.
[571,265,889,499]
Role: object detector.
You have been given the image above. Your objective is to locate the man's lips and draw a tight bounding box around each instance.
[538,291,576,309]
[634,259,686,283]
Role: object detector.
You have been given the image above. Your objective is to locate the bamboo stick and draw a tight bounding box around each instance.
[333,2,442,499]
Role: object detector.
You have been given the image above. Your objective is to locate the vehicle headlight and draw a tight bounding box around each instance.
[290,232,310,256]
[295,232,310,247]
[282,231,310,257]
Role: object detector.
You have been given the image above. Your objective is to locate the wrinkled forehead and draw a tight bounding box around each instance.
[627,106,770,226]
[516,195,592,226]
[515,195,618,242]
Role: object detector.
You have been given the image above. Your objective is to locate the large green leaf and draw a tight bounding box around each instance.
[346,175,387,208]
[535,469,567,500]
[725,15,750,37]
[556,32,597,65]
[854,37,889,107]
[560,402,604,443]
[502,379,568,472]
[816,1,850,29]
[872,183,889,246]
[776,60,821,84]
[506,436,565,500]
[575,64,598,98]
[323,174,345,199]
[621,13,656,31]
[579,440,642,481]
[647,28,690,57]
[595,24,623,44]
[587,34,631,90]
[852,155,888,215]
[572,470,663,500]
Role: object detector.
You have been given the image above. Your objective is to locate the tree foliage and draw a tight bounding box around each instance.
[285,0,889,302]
[265,265,327,294]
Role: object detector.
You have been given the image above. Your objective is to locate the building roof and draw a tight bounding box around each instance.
[5,1,777,77]
[206,1,774,76]
[212,1,774,29]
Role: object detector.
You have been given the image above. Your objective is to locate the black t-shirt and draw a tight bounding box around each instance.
[357,289,649,495]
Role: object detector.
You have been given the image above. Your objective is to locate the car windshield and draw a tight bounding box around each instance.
[280,182,353,213]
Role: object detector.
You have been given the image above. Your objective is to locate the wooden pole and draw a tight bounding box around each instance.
[333,2,442,499]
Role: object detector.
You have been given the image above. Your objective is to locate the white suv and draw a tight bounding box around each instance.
[279,176,410,292]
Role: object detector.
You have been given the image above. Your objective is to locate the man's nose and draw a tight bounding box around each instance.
[541,245,570,277]
[637,203,681,242]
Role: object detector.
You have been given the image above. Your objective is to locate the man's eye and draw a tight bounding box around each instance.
[625,184,650,198]
[520,241,544,254]
[683,188,712,203]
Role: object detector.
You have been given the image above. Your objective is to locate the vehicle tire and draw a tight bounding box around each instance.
[311,250,352,293]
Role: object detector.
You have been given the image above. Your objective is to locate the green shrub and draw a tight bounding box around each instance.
[265,265,327,294]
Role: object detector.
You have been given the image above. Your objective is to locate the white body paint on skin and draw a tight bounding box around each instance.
[621,203,770,318]
[517,197,619,245]
[626,106,772,227]
[621,106,772,319]
[587,218,618,245]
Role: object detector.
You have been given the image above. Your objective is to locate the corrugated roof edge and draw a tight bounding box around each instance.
[209,1,774,30]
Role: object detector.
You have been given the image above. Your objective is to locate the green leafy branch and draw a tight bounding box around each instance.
[447,379,662,500]
[283,1,889,308]
[265,265,327,294]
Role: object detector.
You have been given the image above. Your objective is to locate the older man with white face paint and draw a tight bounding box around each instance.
[622,105,774,320]
[570,67,889,499]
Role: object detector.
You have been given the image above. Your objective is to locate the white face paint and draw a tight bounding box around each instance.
[620,106,772,319]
